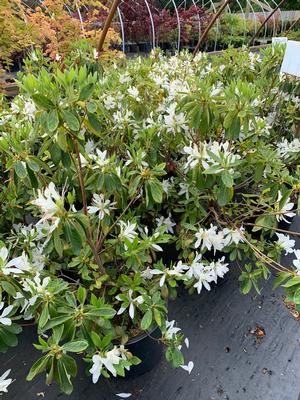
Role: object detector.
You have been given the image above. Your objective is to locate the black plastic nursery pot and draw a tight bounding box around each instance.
[122,326,163,379]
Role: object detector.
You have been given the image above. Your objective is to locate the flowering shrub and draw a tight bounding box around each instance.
[0,0,120,70]
[1,45,300,394]
[120,1,207,45]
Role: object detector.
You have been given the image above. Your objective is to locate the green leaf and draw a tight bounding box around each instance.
[14,161,27,179]
[42,315,73,331]
[221,170,233,188]
[153,309,162,327]
[293,287,300,304]
[26,158,40,172]
[64,222,82,255]
[85,306,116,319]
[165,347,184,368]
[0,328,18,347]
[62,340,88,353]
[217,185,233,207]
[39,306,50,329]
[53,229,63,256]
[57,358,73,395]
[1,281,16,297]
[61,354,77,377]
[26,165,39,189]
[62,110,80,132]
[32,94,55,109]
[149,180,163,203]
[141,310,153,330]
[283,276,300,288]
[27,356,50,381]
[79,83,94,101]
[77,286,87,304]
[272,272,291,290]
[241,278,252,294]
[47,109,59,132]
[87,113,102,132]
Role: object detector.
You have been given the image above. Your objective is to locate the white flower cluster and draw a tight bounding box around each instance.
[144,252,229,295]
[277,138,300,159]
[89,346,130,383]
[31,182,64,228]
[185,253,229,294]
[183,141,241,173]
[195,225,244,254]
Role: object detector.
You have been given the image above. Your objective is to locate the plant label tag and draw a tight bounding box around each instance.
[272,37,288,45]
[280,40,300,78]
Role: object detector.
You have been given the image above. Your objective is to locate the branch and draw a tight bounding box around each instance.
[72,139,106,275]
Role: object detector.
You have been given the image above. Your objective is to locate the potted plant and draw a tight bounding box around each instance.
[1,45,300,395]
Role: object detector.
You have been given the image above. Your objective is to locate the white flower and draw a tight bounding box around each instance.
[118,221,138,246]
[0,248,31,276]
[119,73,131,84]
[162,178,173,196]
[88,194,116,220]
[0,369,13,393]
[22,274,51,306]
[185,253,204,280]
[127,86,141,102]
[210,256,229,280]
[85,140,95,154]
[31,51,38,61]
[91,149,110,171]
[293,249,300,271]
[55,54,61,61]
[276,233,295,255]
[223,227,244,245]
[183,143,204,170]
[31,247,46,271]
[150,261,186,287]
[164,103,187,133]
[184,337,189,348]
[0,302,13,326]
[24,100,36,120]
[89,347,123,383]
[103,95,116,110]
[193,269,215,294]
[93,48,99,60]
[165,320,181,339]
[31,182,63,224]
[156,214,176,234]
[116,290,144,320]
[275,191,296,223]
[180,361,194,374]
[141,267,155,280]
[195,225,226,254]
[178,182,189,199]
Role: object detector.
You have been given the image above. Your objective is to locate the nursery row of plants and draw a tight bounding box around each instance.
[0,43,300,394]
[1,0,299,72]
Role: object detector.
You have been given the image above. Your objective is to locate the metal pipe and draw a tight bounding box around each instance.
[285,16,300,36]
[117,6,125,53]
[193,0,231,57]
[249,0,287,46]
[97,0,121,53]
[144,0,156,49]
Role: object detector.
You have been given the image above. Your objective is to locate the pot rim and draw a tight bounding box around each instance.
[126,325,158,345]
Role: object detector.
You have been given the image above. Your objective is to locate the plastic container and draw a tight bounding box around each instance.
[123,326,163,379]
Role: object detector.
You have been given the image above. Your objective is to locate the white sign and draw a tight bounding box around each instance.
[280,40,300,78]
[272,37,288,45]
